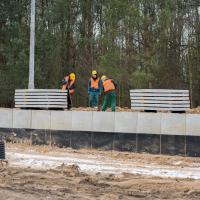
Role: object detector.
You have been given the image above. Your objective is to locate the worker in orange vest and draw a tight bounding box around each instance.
[88,70,103,108]
[61,73,76,110]
[101,75,117,112]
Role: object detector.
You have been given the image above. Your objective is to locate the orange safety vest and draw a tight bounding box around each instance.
[103,79,115,92]
[62,76,75,94]
[90,78,100,89]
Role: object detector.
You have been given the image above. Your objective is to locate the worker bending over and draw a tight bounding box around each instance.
[88,70,102,108]
[101,75,117,112]
[62,73,76,110]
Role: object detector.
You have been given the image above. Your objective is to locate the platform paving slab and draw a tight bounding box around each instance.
[72,111,92,132]
[186,114,200,136]
[137,113,161,134]
[51,111,72,131]
[0,109,13,128]
[114,112,137,133]
[161,113,186,135]
[93,112,115,132]
[13,109,31,129]
[31,110,51,130]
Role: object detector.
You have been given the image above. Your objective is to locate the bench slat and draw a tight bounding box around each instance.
[131,107,190,111]
[130,93,189,97]
[15,96,67,99]
[15,102,67,105]
[15,89,66,93]
[131,103,190,108]
[15,89,68,109]
[15,93,67,96]
[15,99,67,102]
[131,100,190,104]
[130,89,189,93]
[130,97,189,101]
[15,105,68,108]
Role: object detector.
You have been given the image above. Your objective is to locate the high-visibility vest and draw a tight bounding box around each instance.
[103,79,115,92]
[90,78,100,89]
[62,76,75,94]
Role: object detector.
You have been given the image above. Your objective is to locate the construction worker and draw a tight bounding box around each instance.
[88,70,102,108]
[101,75,117,112]
[61,72,76,110]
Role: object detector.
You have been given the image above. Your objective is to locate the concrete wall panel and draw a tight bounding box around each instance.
[114,112,137,133]
[93,112,115,132]
[51,111,72,131]
[161,113,186,135]
[137,113,161,134]
[31,110,51,129]
[72,111,92,131]
[186,114,200,136]
[0,108,13,128]
[13,109,31,129]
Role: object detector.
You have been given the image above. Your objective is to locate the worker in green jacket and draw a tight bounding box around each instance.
[101,75,117,112]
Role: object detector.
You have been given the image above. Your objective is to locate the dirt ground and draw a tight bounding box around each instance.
[1,144,200,200]
[72,106,200,113]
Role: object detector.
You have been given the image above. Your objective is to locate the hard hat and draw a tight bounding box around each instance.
[101,75,107,81]
[92,70,97,75]
[70,73,76,80]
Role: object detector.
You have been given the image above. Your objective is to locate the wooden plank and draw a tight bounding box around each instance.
[15,89,67,93]
[15,105,68,108]
[130,97,189,101]
[15,96,67,99]
[131,103,190,108]
[130,107,190,111]
[15,93,67,96]
[131,100,190,104]
[130,89,189,93]
[15,99,67,102]
[130,93,189,97]
[15,102,67,105]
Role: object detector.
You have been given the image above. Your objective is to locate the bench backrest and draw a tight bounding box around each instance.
[15,89,68,109]
[130,89,190,111]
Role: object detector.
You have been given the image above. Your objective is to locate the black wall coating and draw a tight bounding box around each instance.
[0,128,200,157]
[0,141,5,160]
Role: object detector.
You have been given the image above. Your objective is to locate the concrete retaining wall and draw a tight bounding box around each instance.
[0,108,200,156]
[0,108,199,136]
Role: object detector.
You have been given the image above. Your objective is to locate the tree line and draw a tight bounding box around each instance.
[0,0,200,107]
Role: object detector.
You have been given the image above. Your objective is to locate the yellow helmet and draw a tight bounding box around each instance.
[69,73,76,80]
[92,70,97,75]
[101,75,107,81]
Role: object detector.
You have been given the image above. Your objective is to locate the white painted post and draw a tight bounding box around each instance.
[28,0,35,89]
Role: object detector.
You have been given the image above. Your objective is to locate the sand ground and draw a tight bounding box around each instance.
[1,144,200,200]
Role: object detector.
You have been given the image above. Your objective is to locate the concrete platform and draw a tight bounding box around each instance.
[0,108,200,156]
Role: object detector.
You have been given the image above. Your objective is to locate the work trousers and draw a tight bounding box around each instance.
[102,91,116,112]
[67,90,73,110]
[89,91,99,108]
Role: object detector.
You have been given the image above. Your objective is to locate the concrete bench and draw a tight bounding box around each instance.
[130,89,191,112]
[15,89,68,109]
